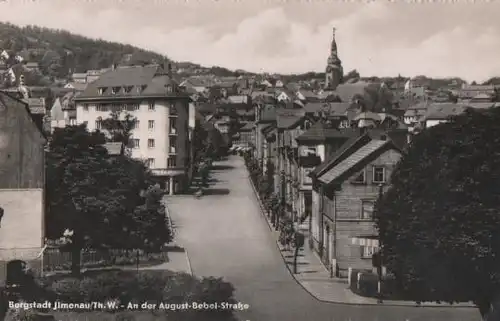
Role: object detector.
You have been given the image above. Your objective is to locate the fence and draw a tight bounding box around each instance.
[0,247,169,280]
[0,247,45,284]
[42,247,168,273]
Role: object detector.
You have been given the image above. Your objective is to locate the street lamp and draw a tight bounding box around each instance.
[376,183,383,303]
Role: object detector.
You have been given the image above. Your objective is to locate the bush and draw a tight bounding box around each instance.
[38,270,237,320]
[48,277,83,302]
[357,272,379,297]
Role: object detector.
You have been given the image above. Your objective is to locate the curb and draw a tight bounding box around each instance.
[246,174,476,309]
[163,200,193,276]
[184,249,193,276]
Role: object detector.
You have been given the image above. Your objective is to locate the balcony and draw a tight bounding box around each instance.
[169,128,177,135]
[169,147,177,154]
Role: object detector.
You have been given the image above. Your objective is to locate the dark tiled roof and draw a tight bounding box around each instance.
[296,122,357,142]
[277,114,301,129]
[424,103,467,120]
[78,65,185,99]
[318,140,390,184]
[276,108,305,129]
[258,105,277,123]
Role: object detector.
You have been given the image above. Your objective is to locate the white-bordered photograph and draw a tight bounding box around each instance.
[0,0,497,320]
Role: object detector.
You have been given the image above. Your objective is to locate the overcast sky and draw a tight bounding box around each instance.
[0,0,498,82]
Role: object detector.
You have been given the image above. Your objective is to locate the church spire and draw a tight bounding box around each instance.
[330,28,338,56]
[324,27,343,90]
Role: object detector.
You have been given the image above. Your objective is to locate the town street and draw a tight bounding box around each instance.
[165,156,480,321]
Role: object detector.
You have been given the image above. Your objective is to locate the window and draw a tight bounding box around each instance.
[133,120,140,129]
[373,166,386,183]
[360,246,375,258]
[169,118,177,134]
[83,104,89,111]
[97,87,105,95]
[133,104,140,111]
[69,118,77,125]
[95,120,102,130]
[351,170,366,184]
[361,200,374,220]
[166,85,172,93]
[170,103,178,115]
[146,158,155,167]
[131,139,140,149]
[111,87,120,95]
[169,136,177,153]
[125,86,133,93]
[148,139,155,148]
[167,156,176,168]
[148,102,155,111]
[148,120,155,129]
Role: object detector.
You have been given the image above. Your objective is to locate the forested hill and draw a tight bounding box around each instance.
[0,22,241,80]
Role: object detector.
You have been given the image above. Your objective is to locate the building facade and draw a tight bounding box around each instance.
[74,64,192,195]
[0,91,47,281]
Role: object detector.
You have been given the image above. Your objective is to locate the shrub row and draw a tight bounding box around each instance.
[43,252,167,272]
[4,270,237,321]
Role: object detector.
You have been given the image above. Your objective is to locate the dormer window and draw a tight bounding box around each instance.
[137,85,147,93]
[97,87,106,95]
[111,87,120,95]
[166,85,172,93]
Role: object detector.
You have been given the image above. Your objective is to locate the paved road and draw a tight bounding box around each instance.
[166,156,480,321]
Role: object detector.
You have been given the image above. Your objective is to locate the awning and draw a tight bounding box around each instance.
[351,235,379,248]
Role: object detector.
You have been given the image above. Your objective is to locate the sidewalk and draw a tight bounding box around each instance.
[248,176,475,308]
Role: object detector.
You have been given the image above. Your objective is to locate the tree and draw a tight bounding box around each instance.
[354,85,394,112]
[373,107,500,320]
[100,110,137,152]
[46,124,110,274]
[46,124,171,275]
[343,69,360,83]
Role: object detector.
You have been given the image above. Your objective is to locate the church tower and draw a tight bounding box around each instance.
[324,27,343,90]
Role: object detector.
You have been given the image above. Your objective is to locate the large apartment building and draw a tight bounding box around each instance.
[74,64,192,195]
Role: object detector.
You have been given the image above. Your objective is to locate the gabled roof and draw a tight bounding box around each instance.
[317,139,395,185]
[310,133,364,177]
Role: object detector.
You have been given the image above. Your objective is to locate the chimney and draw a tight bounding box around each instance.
[167,63,172,77]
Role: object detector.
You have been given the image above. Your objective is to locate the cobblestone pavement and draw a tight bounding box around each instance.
[165,156,481,321]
